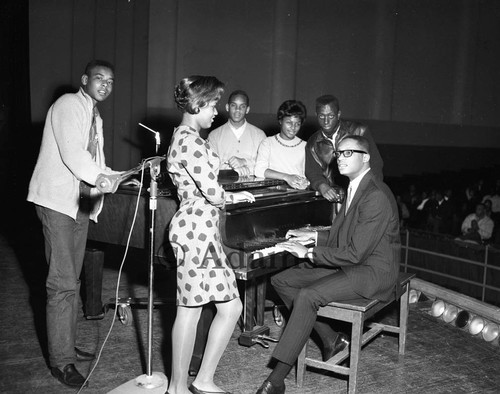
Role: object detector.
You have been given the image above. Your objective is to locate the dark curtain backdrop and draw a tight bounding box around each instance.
[27,0,500,176]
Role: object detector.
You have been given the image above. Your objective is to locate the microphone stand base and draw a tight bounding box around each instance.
[107,372,168,393]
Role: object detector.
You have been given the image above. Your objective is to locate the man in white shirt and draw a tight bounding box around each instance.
[459,203,494,243]
[207,90,266,176]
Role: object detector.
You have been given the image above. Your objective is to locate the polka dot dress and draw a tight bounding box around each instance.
[167,125,239,306]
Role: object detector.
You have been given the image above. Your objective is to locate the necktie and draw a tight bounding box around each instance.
[346,185,353,212]
[87,108,98,159]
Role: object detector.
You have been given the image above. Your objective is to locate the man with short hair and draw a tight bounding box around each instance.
[305,94,384,202]
[27,60,122,388]
[255,135,400,394]
[459,202,494,243]
[208,90,266,176]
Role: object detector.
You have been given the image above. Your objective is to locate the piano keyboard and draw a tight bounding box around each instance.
[249,225,331,260]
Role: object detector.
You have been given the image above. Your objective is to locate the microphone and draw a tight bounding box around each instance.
[139,123,161,154]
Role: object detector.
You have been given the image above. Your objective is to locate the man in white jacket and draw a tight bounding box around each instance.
[27,60,118,388]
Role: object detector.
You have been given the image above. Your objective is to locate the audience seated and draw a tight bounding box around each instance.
[385,166,499,246]
[396,194,410,229]
[484,199,493,218]
[456,202,495,244]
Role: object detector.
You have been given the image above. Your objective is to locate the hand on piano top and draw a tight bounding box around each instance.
[284,174,310,190]
[226,191,256,204]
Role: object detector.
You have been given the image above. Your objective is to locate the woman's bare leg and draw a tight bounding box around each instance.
[192,297,242,392]
[168,305,202,394]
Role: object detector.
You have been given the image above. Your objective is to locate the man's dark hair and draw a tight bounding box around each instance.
[228,90,249,105]
[84,60,115,76]
[315,94,340,113]
[339,135,370,154]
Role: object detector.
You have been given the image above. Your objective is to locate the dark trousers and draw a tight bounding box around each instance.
[270,262,358,365]
[82,248,104,316]
[36,205,89,368]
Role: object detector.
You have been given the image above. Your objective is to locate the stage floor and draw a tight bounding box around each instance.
[1,232,499,394]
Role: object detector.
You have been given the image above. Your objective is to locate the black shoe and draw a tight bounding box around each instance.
[51,363,88,388]
[188,367,198,377]
[188,355,201,376]
[85,309,105,320]
[322,332,350,362]
[255,380,285,394]
[75,347,95,361]
[188,383,231,394]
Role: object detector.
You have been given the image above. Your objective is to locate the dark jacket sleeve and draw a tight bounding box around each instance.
[359,127,384,181]
[305,131,331,191]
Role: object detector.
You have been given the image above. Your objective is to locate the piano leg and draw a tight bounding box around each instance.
[256,277,266,327]
[242,279,257,331]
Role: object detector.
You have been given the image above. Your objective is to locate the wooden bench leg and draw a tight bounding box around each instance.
[399,282,410,354]
[348,311,364,394]
[296,342,306,387]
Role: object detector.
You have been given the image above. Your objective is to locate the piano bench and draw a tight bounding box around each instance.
[296,272,415,394]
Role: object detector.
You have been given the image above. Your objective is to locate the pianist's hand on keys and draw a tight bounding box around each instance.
[277,238,313,259]
[250,229,316,260]
[285,229,316,243]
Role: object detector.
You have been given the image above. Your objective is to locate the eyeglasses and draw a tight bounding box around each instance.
[333,150,367,158]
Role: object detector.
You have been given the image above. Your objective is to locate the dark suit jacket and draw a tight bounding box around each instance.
[305,120,384,191]
[312,171,400,301]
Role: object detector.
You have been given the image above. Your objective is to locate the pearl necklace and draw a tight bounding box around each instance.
[274,134,302,148]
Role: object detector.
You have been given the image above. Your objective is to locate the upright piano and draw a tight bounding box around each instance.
[88,170,333,334]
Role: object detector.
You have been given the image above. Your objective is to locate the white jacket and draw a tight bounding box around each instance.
[27,88,113,222]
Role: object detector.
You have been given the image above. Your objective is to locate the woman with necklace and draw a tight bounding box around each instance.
[166,75,255,394]
[254,100,309,190]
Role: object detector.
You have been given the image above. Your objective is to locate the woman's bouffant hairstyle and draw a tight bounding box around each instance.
[174,76,225,114]
[277,100,307,123]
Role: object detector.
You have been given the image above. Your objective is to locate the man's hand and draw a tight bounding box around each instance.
[121,178,142,187]
[284,174,310,190]
[235,166,251,177]
[318,183,341,202]
[318,183,344,202]
[286,229,316,244]
[227,156,247,169]
[278,240,310,259]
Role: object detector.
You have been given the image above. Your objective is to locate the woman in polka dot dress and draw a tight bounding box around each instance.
[166,76,255,394]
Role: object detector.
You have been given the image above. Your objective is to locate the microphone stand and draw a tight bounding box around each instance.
[132,157,167,389]
[109,155,168,392]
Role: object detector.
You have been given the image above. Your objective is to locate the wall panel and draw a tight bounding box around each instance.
[28,0,500,177]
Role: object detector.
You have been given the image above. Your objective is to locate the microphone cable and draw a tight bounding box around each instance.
[76,162,146,393]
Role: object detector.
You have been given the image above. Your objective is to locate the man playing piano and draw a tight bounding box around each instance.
[255,135,400,394]
[305,94,384,202]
